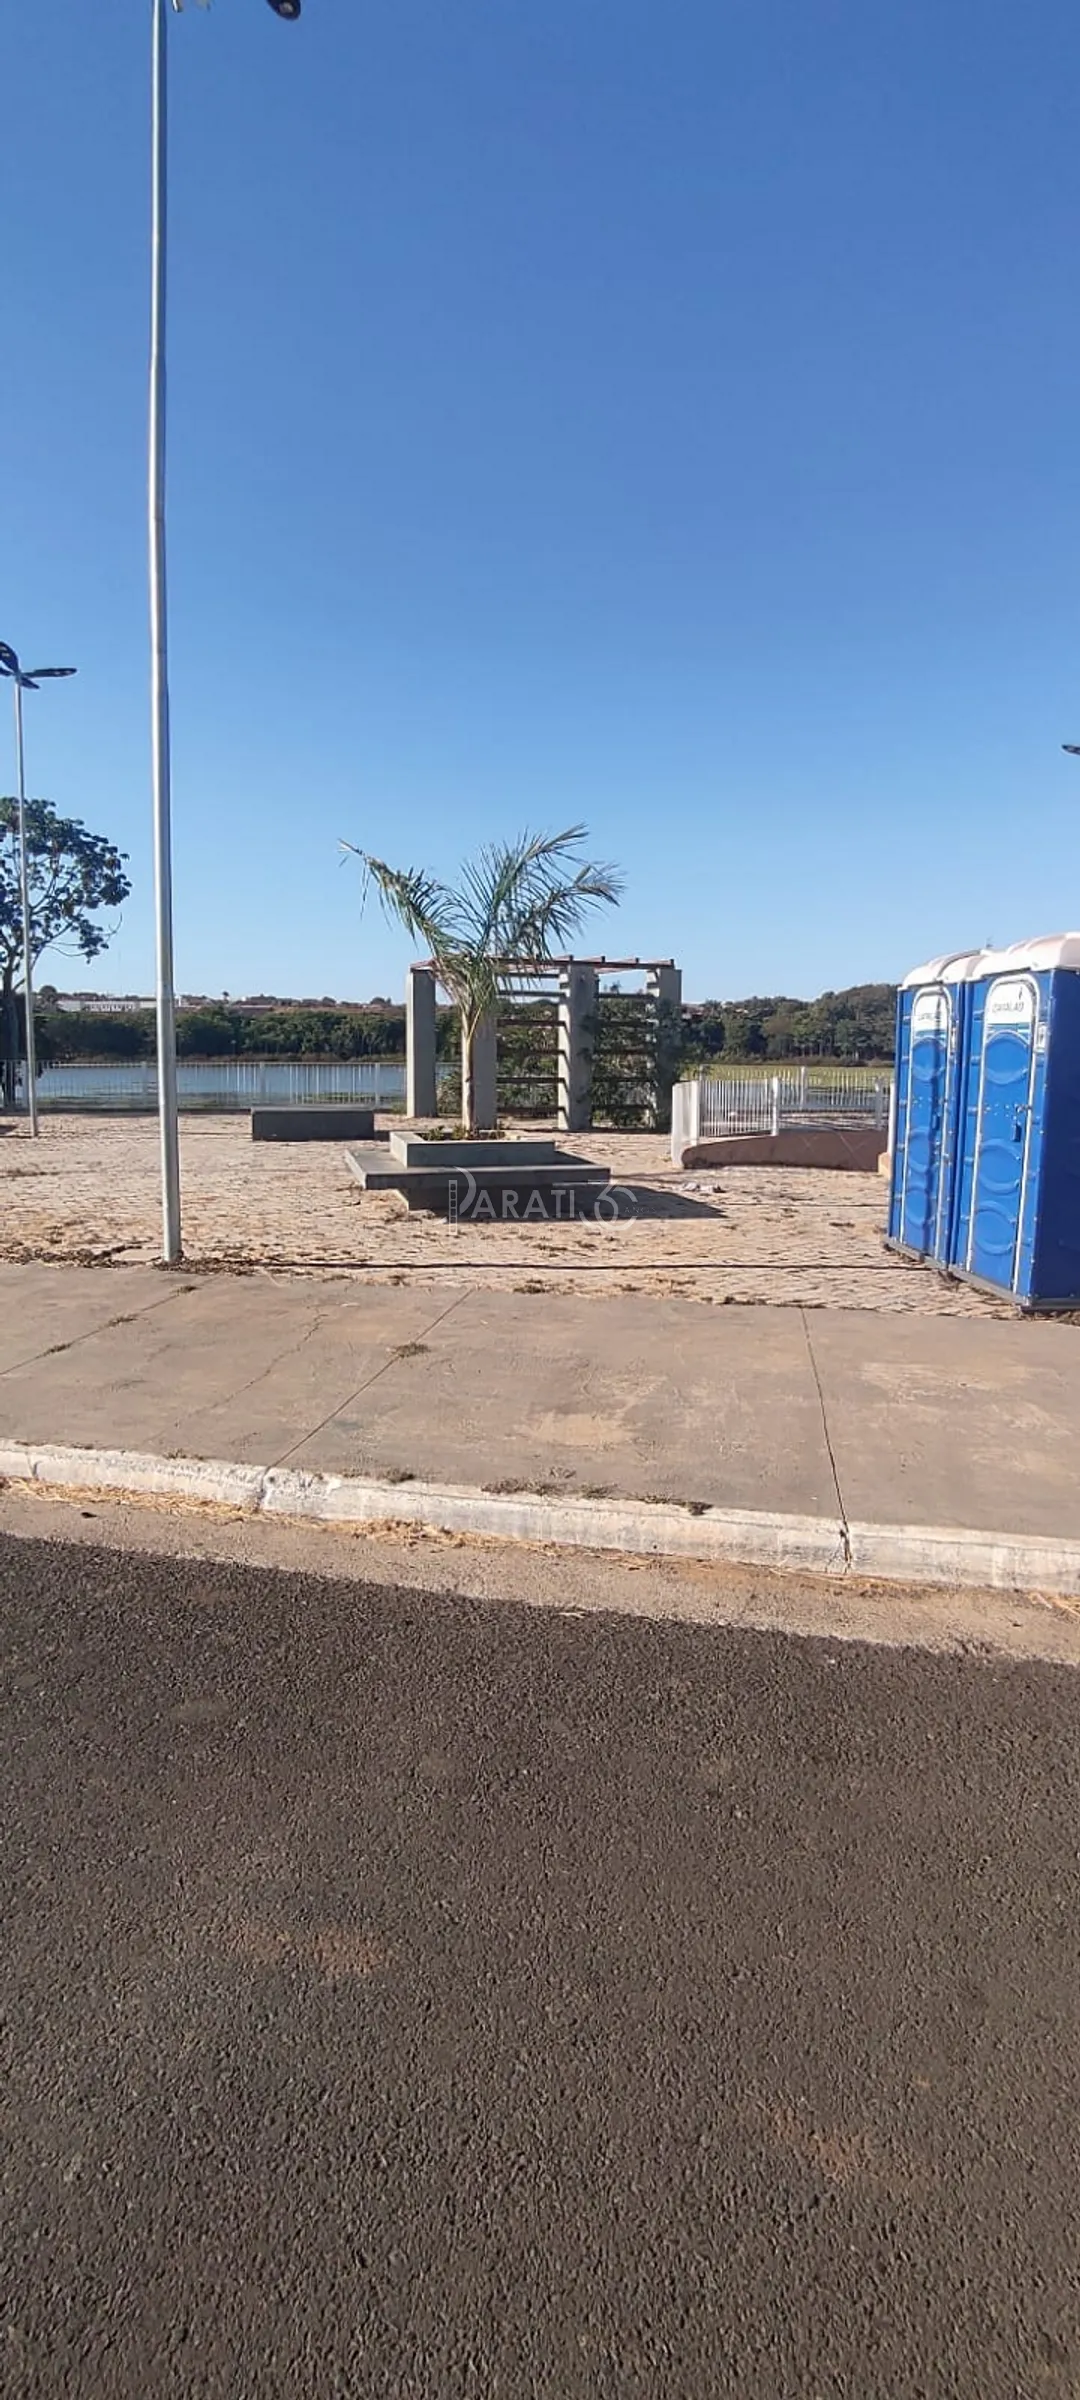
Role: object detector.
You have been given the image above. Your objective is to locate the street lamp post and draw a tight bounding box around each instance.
[149,0,301,1264]
[0,644,77,1135]
[149,0,179,1260]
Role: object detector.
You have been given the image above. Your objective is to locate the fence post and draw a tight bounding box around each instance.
[799,1063,807,1109]
[672,1077,700,1165]
[770,1075,780,1137]
[873,1079,885,1130]
[680,1077,701,1162]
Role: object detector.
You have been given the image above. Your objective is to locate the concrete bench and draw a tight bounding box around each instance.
[251,1106,377,1143]
[677,1127,887,1171]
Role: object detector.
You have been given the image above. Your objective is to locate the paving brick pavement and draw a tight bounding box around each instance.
[0,1116,1003,1314]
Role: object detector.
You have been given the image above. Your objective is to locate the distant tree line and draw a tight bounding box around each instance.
[35,1005,418,1064]
[34,983,898,1069]
[682,983,896,1065]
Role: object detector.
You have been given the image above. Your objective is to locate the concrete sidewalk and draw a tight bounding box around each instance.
[1,1263,1079,1577]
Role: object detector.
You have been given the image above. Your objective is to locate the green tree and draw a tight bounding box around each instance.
[0,798,131,1106]
[176,1006,237,1059]
[37,1011,153,1064]
[721,1005,766,1060]
[344,826,622,1132]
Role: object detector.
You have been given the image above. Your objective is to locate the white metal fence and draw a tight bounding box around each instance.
[33,1058,416,1113]
[671,1067,891,1162]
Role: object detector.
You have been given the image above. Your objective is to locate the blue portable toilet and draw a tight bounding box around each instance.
[887,950,978,1263]
[948,934,1080,1310]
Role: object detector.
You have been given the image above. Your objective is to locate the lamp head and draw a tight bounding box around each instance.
[0,648,76,690]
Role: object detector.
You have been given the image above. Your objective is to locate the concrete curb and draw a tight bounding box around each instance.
[0,1444,265,1514]
[0,1439,1077,1598]
[846,1520,1080,1598]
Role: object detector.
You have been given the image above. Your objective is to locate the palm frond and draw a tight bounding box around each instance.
[510,857,624,961]
[341,824,621,1023]
[342,844,462,955]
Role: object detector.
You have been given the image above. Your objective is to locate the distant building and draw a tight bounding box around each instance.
[54,995,154,1016]
[49,991,396,1016]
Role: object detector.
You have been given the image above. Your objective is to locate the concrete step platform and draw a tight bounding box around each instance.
[345,1144,612,1217]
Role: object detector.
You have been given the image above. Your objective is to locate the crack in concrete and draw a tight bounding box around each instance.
[0,1280,196,1382]
[271,1287,471,1469]
[799,1308,851,1567]
[182,1305,343,1428]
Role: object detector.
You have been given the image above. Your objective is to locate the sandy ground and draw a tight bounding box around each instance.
[0,1114,1001,1314]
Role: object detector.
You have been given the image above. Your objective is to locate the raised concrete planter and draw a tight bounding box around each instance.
[251,1106,377,1144]
[346,1143,611,1216]
[389,1133,562,1169]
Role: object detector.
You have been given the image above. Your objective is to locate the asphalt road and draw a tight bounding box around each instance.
[2,1532,1079,2399]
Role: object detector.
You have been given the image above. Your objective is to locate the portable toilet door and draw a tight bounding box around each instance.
[887,954,973,1261]
[949,936,1080,1304]
[949,949,1049,1296]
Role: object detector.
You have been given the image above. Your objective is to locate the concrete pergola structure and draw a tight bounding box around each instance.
[405,956,682,1132]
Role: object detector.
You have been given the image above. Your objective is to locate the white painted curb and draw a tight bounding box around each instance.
[846,1519,1080,1598]
[0,1442,264,1513]
[260,1464,849,1574]
[0,1438,1078,1598]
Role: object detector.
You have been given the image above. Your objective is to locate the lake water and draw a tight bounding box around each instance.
[35,1059,417,1111]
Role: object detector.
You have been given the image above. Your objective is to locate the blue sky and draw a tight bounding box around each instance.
[5,0,1080,1004]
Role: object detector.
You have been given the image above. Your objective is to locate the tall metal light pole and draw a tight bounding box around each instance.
[0,644,77,1135]
[149,0,301,1264]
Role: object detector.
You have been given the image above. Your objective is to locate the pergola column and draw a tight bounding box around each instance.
[557,964,598,1133]
[406,965,437,1118]
[648,965,683,1129]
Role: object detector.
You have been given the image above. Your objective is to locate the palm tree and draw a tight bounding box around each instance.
[344,825,622,1132]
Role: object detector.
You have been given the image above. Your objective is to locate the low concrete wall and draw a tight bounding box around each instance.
[251,1107,376,1143]
[680,1128,887,1172]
